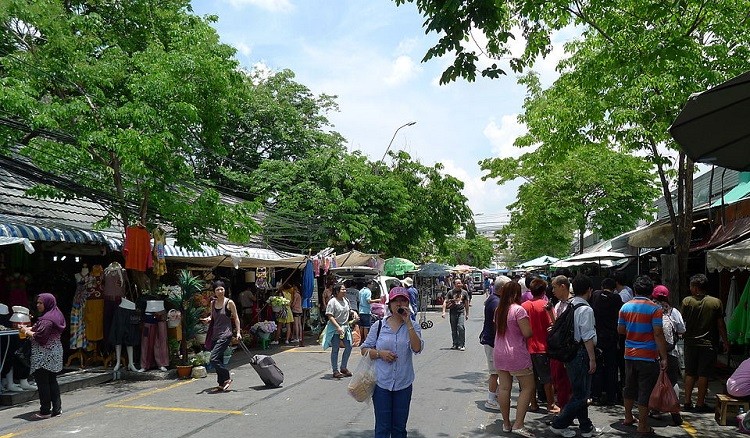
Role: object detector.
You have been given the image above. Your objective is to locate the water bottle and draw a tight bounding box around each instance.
[738,406,747,431]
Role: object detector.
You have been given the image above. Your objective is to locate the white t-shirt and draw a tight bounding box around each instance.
[326,297,351,325]
[618,286,634,303]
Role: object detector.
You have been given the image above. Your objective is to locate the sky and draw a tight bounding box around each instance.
[191,0,576,231]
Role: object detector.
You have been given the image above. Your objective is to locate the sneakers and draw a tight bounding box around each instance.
[484,399,500,411]
[221,379,232,391]
[290,338,299,343]
[270,340,279,345]
[458,346,466,351]
[548,426,576,437]
[32,413,51,420]
[581,427,603,437]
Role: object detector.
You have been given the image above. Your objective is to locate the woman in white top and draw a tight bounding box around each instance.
[323,283,358,378]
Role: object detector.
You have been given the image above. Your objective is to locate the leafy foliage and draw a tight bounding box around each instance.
[438,234,495,267]
[0,0,259,247]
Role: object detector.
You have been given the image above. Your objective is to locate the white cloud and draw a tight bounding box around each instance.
[395,38,419,56]
[384,55,421,86]
[483,114,528,158]
[440,160,517,218]
[226,0,294,12]
[234,41,252,57]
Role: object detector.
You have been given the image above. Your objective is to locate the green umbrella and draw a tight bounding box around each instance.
[383,257,417,276]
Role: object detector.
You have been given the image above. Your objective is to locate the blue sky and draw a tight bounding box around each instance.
[191,0,574,231]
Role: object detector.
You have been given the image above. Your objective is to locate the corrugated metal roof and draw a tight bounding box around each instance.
[655,168,740,219]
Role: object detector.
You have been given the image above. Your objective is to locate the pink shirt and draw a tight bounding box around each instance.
[493,304,532,372]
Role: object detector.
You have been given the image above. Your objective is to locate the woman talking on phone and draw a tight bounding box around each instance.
[360,287,424,438]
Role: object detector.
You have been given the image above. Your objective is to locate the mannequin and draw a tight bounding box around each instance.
[139,300,168,372]
[108,298,139,372]
[102,262,127,356]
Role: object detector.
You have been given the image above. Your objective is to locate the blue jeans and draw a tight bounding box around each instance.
[373,384,412,437]
[210,336,232,385]
[330,336,352,372]
[449,312,465,348]
[552,347,594,433]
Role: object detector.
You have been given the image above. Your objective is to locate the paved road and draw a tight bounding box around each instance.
[0,301,737,437]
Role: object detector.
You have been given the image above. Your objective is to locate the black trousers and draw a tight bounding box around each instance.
[34,369,61,415]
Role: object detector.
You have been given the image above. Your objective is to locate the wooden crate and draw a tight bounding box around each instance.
[716,393,750,426]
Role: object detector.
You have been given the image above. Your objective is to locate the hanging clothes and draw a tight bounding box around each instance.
[152,227,167,277]
[84,270,104,342]
[726,276,739,329]
[69,278,88,350]
[123,225,151,272]
[140,313,169,370]
[302,259,314,309]
[728,277,750,345]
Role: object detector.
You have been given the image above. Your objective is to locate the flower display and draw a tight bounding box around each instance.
[251,320,277,334]
[267,296,290,307]
[155,284,182,299]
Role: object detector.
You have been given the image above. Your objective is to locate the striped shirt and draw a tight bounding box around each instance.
[618,297,663,361]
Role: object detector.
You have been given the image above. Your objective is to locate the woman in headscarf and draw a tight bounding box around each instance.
[20,293,66,419]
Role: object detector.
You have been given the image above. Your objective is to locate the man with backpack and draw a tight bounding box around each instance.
[549,275,601,438]
[618,276,669,436]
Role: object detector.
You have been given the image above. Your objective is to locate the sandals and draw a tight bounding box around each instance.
[340,368,353,377]
[511,427,535,438]
[332,371,344,379]
[32,413,51,420]
[221,379,232,391]
[622,418,638,427]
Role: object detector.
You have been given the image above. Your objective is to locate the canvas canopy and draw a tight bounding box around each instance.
[707,238,750,272]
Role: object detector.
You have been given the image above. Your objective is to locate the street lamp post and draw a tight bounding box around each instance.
[379,121,416,164]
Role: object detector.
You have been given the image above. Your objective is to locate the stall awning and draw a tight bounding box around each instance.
[0,218,118,250]
[707,239,750,272]
[628,221,674,248]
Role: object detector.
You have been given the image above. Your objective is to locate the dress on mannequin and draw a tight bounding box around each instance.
[139,301,168,372]
[108,298,140,372]
[67,267,89,367]
[102,262,127,350]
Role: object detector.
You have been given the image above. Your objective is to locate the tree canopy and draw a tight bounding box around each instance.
[0,0,258,247]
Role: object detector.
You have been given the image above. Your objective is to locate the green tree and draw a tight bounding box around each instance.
[481,74,660,259]
[0,0,258,246]
[437,234,494,267]
[396,0,750,296]
[253,148,473,258]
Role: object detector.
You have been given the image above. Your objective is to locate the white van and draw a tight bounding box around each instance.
[329,266,402,303]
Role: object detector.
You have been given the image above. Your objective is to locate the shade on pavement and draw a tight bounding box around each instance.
[670,70,750,170]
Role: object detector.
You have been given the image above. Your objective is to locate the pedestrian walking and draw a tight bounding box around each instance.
[549,276,572,409]
[521,277,559,414]
[651,284,685,426]
[360,287,423,438]
[590,278,623,406]
[202,281,242,391]
[493,281,536,437]
[323,283,358,379]
[441,279,470,351]
[549,275,601,438]
[681,273,729,413]
[618,275,668,435]
[479,275,511,411]
[21,293,66,419]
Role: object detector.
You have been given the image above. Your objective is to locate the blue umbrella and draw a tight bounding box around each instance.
[302,259,314,309]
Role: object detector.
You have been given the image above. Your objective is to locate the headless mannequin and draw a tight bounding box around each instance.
[113,299,139,372]
[139,301,168,372]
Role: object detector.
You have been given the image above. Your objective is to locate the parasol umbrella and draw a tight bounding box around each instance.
[383,257,417,276]
[452,264,474,273]
[670,70,750,170]
[414,262,452,277]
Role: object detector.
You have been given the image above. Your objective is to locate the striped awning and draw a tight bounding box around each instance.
[0,220,119,250]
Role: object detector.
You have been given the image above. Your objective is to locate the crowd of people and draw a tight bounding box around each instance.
[472,270,731,438]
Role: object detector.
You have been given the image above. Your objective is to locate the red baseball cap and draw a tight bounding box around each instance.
[653,285,669,298]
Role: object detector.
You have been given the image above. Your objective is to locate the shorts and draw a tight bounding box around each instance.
[531,353,552,384]
[358,313,372,328]
[683,345,716,378]
[509,367,534,377]
[292,312,302,318]
[484,345,498,374]
[666,355,681,386]
[623,359,660,406]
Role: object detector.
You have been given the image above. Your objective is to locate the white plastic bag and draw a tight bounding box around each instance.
[347,355,377,402]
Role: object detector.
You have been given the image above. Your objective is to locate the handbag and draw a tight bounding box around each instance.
[648,368,680,413]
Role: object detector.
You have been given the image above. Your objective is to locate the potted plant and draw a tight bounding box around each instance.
[251,320,277,349]
[188,351,210,378]
[167,270,205,373]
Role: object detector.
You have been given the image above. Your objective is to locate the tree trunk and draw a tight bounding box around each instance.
[674,155,694,300]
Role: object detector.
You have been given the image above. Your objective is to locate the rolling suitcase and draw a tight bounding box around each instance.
[247,353,284,388]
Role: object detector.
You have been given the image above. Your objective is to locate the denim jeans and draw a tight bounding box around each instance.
[330,336,352,372]
[552,347,593,432]
[373,384,413,437]
[449,312,465,348]
[210,336,232,386]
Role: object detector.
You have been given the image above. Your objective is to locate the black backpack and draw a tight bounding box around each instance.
[547,302,586,362]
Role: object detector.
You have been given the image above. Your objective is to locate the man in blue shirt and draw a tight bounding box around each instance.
[402,277,418,321]
[359,280,376,339]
